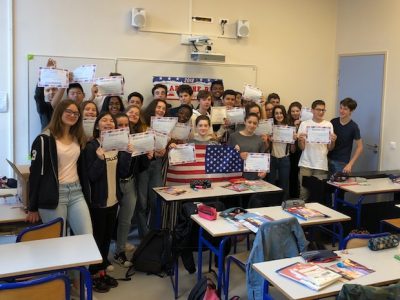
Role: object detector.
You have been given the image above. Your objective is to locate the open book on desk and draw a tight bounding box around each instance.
[327,259,375,281]
[277,262,342,291]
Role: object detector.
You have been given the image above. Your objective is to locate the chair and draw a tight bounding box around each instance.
[16,217,64,242]
[0,273,70,300]
[225,217,309,300]
[341,232,390,249]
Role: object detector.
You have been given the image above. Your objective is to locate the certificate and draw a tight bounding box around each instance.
[244,153,270,172]
[272,125,296,144]
[100,127,129,152]
[38,67,69,88]
[95,76,124,96]
[154,130,170,150]
[82,118,96,138]
[151,117,178,134]
[242,84,262,103]
[168,143,196,166]
[171,122,192,140]
[255,119,273,135]
[72,64,96,83]
[306,126,331,144]
[300,107,313,121]
[210,106,227,124]
[129,132,155,156]
[226,107,245,124]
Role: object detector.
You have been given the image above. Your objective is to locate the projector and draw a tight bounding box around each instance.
[190,51,225,62]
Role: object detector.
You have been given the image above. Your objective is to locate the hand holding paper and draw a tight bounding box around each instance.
[168,143,196,165]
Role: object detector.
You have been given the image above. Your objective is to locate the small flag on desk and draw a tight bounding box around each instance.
[205,145,243,174]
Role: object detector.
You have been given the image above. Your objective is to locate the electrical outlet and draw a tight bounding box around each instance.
[219,18,228,25]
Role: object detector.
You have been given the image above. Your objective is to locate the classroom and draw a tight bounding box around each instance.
[1,0,400,299]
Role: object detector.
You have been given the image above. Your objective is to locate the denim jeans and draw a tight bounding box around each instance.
[116,177,137,254]
[136,158,163,238]
[39,181,92,236]
[267,156,290,201]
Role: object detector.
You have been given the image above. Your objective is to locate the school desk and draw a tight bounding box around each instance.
[191,203,351,296]
[0,196,26,224]
[252,246,400,300]
[330,178,400,228]
[0,234,102,300]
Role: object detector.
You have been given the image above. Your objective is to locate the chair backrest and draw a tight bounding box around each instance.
[16,217,64,242]
[0,273,70,300]
[342,232,390,249]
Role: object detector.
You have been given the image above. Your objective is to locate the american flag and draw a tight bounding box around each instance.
[165,144,243,186]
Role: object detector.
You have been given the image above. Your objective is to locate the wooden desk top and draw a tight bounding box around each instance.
[0,188,17,197]
[154,181,282,202]
[253,246,400,300]
[0,234,102,278]
[329,178,400,195]
[0,197,27,224]
[191,203,351,237]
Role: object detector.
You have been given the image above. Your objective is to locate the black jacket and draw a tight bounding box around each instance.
[28,130,90,211]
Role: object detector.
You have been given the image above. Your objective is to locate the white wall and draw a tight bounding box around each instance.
[0,0,13,176]
[11,0,338,164]
[336,0,400,170]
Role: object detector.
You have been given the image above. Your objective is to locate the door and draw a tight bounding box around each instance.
[337,54,385,172]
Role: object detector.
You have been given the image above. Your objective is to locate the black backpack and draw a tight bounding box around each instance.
[126,229,174,277]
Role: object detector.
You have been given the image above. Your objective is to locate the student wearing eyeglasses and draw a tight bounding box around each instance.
[297,100,337,200]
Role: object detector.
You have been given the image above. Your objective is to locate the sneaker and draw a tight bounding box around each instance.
[92,276,110,293]
[103,274,118,288]
[125,242,136,252]
[114,252,133,267]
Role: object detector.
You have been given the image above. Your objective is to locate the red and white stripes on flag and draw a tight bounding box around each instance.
[166,144,242,186]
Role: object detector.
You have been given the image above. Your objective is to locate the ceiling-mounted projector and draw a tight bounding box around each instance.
[191,51,225,62]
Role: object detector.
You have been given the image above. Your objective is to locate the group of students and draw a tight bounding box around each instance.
[29,58,362,294]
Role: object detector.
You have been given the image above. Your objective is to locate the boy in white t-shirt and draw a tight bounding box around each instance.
[297,100,337,200]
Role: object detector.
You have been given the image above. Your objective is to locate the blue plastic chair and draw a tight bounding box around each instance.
[16,217,64,242]
[0,273,70,299]
[341,232,390,249]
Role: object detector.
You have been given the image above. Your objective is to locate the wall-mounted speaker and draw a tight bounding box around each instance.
[237,20,250,38]
[132,8,146,28]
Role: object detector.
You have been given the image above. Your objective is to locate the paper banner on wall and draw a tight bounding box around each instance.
[152,76,221,101]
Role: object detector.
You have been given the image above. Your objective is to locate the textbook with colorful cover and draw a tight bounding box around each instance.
[327,259,375,281]
[221,209,273,232]
[156,186,187,196]
[277,262,342,291]
[234,212,274,233]
[222,179,270,192]
[284,206,329,220]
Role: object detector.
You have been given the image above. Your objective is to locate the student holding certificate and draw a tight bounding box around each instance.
[85,111,134,291]
[137,99,169,237]
[125,104,146,133]
[81,101,99,140]
[113,113,151,268]
[228,113,269,207]
[127,92,144,108]
[266,105,296,200]
[287,101,303,198]
[297,100,337,200]
[27,100,93,293]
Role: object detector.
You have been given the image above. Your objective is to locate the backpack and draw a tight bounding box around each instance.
[126,229,174,277]
[188,277,240,300]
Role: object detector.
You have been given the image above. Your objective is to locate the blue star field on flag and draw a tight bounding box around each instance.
[205,145,243,174]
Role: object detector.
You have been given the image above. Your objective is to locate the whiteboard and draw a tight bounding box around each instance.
[28,55,116,147]
[116,58,257,107]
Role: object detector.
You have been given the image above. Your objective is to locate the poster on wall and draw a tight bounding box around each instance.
[152,76,221,101]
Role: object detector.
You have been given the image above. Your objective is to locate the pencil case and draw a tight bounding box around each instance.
[368,234,399,251]
[198,204,217,221]
[300,250,340,263]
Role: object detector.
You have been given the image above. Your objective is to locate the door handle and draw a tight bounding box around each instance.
[366,143,378,153]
